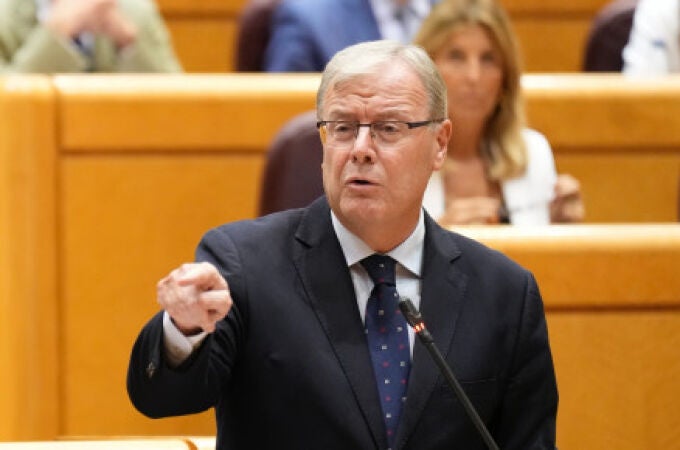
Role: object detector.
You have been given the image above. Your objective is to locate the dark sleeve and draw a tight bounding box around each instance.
[263,1,323,72]
[126,311,218,418]
[495,272,558,449]
[126,226,247,418]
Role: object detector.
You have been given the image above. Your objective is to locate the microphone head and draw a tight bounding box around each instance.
[398,297,422,328]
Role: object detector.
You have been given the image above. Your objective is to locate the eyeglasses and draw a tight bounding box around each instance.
[316,119,444,147]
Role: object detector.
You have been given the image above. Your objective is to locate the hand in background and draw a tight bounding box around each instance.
[550,173,585,223]
[45,0,137,48]
[439,196,501,226]
[157,262,232,335]
[99,7,137,48]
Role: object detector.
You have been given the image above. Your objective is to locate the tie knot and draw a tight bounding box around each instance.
[361,254,396,286]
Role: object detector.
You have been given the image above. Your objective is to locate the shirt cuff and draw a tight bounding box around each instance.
[162,311,207,367]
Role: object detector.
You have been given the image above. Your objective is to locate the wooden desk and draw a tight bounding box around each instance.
[0,440,191,450]
[2,73,680,445]
[524,74,680,222]
[457,224,680,450]
[503,0,612,71]
[53,74,318,438]
[156,0,245,72]
[58,73,680,223]
[0,76,59,440]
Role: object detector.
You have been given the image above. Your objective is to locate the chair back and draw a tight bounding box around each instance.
[259,110,324,215]
[583,0,639,71]
[235,0,281,71]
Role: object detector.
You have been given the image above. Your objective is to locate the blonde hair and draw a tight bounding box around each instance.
[414,0,527,180]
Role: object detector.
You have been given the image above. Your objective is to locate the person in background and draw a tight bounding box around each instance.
[415,0,584,225]
[0,0,181,73]
[127,40,558,449]
[264,0,440,72]
[623,0,680,74]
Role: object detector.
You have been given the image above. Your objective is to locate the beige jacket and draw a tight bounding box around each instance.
[0,0,181,73]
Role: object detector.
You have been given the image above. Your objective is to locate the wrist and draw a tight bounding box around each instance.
[170,317,203,336]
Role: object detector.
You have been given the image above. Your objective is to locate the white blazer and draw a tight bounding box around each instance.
[423,128,557,226]
[623,0,680,74]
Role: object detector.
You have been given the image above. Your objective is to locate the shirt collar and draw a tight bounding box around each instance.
[369,0,433,22]
[331,209,425,277]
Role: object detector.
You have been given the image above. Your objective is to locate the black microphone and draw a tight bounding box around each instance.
[399,297,500,450]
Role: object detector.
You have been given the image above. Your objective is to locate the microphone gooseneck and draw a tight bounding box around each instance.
[398,297,500,450]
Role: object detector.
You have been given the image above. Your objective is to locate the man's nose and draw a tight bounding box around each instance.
[351,125,377,163]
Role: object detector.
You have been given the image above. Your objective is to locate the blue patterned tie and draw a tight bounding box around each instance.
[361,254,411,447]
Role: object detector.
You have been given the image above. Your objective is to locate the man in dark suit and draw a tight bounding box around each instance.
[264,0,439,72]
[127,40,558,449]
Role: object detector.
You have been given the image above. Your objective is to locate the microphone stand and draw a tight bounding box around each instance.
[399,297,500,450]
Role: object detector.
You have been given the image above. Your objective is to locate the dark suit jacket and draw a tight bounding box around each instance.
[127,196,558,450]
[264,0,382,72]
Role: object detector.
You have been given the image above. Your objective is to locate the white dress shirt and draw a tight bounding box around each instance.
[331,209,424,357]
[369,0,435,43]
[623,0,680,74]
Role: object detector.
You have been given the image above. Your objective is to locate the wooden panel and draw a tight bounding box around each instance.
[52,72,680,223]
[501,0,611,72]
[157,0,245,14]
[0,77,59,440]
[524,74,680,148]
[501,0,610,14]
[457,224,680,308]
[524,74,680,222]
[548,312,680,450]
[513,19,591,72]
[158,0,244,73]
[59,154,263,436]
[166,18,237,73]
[557,153,680,223]
[54,74,318,151]
[0,439,191,450]
[41,73,680,441]
[458,224,680,450]
[55,73,680,153]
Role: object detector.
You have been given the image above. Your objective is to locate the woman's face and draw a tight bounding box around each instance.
[433,24,504,126]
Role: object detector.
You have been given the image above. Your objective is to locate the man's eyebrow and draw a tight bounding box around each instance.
[323,110,354,120]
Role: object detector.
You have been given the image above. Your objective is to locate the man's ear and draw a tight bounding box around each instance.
[433,119,452,169]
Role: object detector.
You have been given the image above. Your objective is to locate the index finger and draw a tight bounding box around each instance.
[177,262,227,290]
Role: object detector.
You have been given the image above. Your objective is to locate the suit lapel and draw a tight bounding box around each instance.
[293,198,387,449]
[394,216,467,449]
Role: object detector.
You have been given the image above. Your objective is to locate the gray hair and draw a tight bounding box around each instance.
[316,40,447,120]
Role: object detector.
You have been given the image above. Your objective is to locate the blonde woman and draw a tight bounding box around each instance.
[415,0,583,225]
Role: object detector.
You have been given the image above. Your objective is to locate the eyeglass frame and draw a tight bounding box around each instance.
[315,119,445,146]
